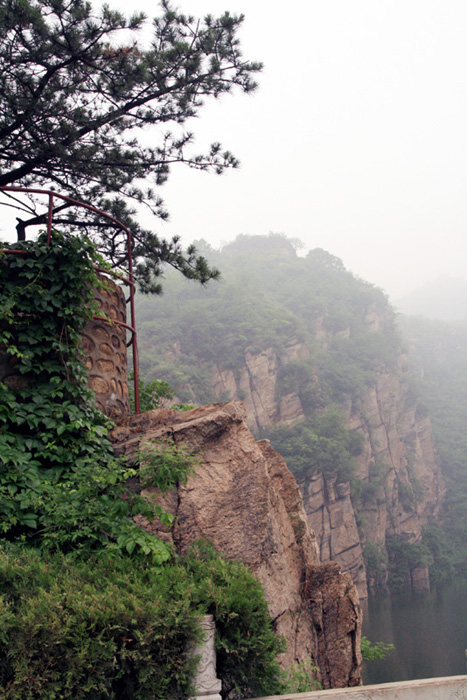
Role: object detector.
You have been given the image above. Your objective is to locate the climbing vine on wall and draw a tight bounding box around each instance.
[0,231,172,561]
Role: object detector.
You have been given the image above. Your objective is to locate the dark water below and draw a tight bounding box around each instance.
[361,579,467,685]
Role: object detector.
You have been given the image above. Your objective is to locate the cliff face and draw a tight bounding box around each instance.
[134,237,446,598]
[202,319,445,598]
[111,402,362,689]
[212,337,309,431]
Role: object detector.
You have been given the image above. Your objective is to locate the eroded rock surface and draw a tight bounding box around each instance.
[111,401,362,689]
[212,337,310,431]
[205,320,445,598]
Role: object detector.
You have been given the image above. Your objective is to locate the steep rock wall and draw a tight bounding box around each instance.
[111,402,362,689]
[201,320,444,598]
[212,337,310,431]
[345,360,445,594]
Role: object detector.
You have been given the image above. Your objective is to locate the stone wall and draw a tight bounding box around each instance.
[82,275,129,423]
[0,270,130,423]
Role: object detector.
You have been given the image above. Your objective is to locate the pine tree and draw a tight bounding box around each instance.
[0,0,261,291]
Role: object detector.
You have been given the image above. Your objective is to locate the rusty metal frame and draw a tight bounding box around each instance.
[0,185,140,414]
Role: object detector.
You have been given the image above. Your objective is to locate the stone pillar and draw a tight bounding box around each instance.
[82,276,130,424]
[192,615,222,700]
[1,263,130,423]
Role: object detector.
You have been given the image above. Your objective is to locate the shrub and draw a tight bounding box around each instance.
[0,547,200,700]
[0,232,172,563]
[280,660,321,693]
[265,406,363,483]
[0,543,288,700]
[386,536,433,593]
[183,541,286,699]
[361,636,394,662]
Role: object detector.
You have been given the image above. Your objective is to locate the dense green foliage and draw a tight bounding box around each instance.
[0,233,290,698]
[0,542,285,700]
[0,232,175,562]
[129,374,194,413]
[264,406,363,483]
[279,660,321,693]
[0,546,200,700]
[360,636,394,662]
[182,542,285,699]
[138,440,198,491]
[362,542,387,586]
[386,536,433,593]
[399,316,467,577]
[136,234,398,407]
[0,0,262,291]
[129,375,175,413]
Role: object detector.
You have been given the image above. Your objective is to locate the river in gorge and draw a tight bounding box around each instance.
[361,579,467,685]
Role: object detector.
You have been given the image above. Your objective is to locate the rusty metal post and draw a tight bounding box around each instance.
[46,193,53,244]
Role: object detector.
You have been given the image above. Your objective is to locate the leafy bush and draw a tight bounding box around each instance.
[422,524,455,586]
[0,543,287,700]
[386,536,433,593]
[363,542,386,578]
[138,440,199,490]
[280,660,322,693]
[183,541,285,699]
[0,546,200,700]
[0,232,171,563]
[361,636,394,662]
[129,374,174,412]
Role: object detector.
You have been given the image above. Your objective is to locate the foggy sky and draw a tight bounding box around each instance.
[131,0,467,300]
[4,0,467,301]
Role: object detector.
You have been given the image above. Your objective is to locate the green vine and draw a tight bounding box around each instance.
[0,231,170,562]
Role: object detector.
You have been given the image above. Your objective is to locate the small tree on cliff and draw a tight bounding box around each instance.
[0,0,261,291]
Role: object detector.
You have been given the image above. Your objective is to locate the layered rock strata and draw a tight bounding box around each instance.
[204,329,445,598]
[212,337,310,431]
[111,401,362,690]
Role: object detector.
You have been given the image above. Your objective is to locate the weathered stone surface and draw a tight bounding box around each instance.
[82,275,129,423]
[249,675,467,700]
[111,401,362,689]
[212,338,309,432]
[205,311,445,599]
[342,357,445,595]
[306,563,362,690]
[301,474,367,599]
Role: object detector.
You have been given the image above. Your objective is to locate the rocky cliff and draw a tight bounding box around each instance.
[111,402,362,689]
[134,235,446,598]
[204,328,445,598]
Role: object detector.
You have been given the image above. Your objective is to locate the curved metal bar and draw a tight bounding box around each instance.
[0,185,140,414]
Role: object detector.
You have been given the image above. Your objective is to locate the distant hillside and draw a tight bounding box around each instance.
[135,234,447,597]
[394,276,467,320]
